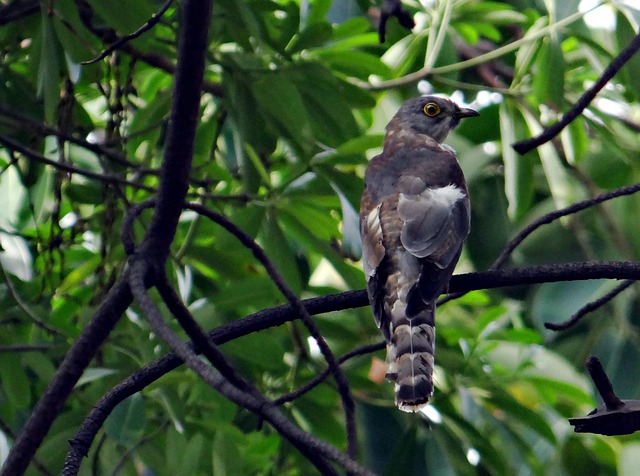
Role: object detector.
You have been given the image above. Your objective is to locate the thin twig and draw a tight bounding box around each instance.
[492,182,640,269]
[513,31,640,155]
[82,0,175,65]
[0,344,56,353]
[0,265,65,337]
[110,422,170,476]
[274,341,386,406]
[128,261,369,476]
[0,106,133,168]
[544,279,635,331]
[0,135,157,193]
[184,202,359,458]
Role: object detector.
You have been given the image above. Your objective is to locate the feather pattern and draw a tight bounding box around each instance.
[360,96,475,411]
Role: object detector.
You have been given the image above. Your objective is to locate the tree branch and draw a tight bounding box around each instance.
[1,0,213,473]
[1,275,133,476]
[126,260,370,476]
[274,342,386,406]
[0,134,157,193]
[185,202,359,457]
[82,0,175,65]
[544,279,635,331]
[63,260,640,472]
[512,31,640,155]
[492,181,640,269]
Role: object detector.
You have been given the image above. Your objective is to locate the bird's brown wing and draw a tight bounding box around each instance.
[361,146,469,323]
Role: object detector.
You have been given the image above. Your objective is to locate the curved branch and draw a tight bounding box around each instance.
[513,31,640,155]
[1,0,213,474]
[492,182,640,269]
[82,0,175,65]
[127,261,369,476]
[184,202,358,458]
[358,5,597,91]
[544,279,635,331]
[0,134,157,193]
[64,260,640,471]
[274,341,386,406]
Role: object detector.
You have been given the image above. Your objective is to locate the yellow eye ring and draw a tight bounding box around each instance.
[423,102,440,117]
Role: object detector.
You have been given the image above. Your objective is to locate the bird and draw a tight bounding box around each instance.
[359,95,478,412]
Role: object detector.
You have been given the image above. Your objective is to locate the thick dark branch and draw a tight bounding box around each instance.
[568,357,640,436]
[2,1,213,474]
[513,31,640,155]
[82,0,175,65]
[452,261,640,292]
[545,279,635,331]
[586,357,624,410]
[1,276,133,476]
[137,1,212,261]
[64,260,640,471]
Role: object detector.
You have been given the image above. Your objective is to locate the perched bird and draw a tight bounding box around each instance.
[360,96,478,412]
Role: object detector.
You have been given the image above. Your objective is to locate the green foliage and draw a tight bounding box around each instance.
[1,0,640,474]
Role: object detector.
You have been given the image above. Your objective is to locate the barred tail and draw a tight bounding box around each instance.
[385,304,436,412]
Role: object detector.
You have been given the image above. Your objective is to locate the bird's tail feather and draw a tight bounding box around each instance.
[385,304,436,412]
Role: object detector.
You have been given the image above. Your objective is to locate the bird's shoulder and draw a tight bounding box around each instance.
[364,139,463,204]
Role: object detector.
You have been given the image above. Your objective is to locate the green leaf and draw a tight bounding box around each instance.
[105,393,146,447]
[620,443,640,476]
[560,116,588,165]
[212,430,245,476]
[532,36,565,106]
[64,182,105,205]
[76,367,118,387]
[314,50,391,79]
[290,62,361,145]
[260,212,304,295]
[84,0,157,36]
[512,17,547,88]
[57,255,101,293]
[0,354,30,409]
[287,21,333,53]
[500,101,533,220]
[279,210,364,289]
[616,11,640,100]
[520,106,575,210]
[37,12,61,124]
[252,72,313,155]
[52,0,99,64]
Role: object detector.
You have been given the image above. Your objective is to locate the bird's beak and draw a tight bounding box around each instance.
[455,107,480,119]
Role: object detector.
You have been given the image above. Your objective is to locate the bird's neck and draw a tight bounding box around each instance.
[382,118,442,158]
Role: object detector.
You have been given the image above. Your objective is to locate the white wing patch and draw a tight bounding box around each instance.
[362,204,385,279]
[397,185,465,261]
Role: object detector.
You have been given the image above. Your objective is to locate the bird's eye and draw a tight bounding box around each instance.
[423,102,441,117]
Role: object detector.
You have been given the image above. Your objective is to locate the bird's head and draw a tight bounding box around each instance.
[392,96,479,143]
